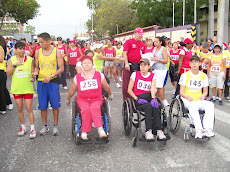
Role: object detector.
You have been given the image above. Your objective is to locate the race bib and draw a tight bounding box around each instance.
[106,53,113,57]
[117,54,122,58]
[210,65,220,72]
[188,79,204,89]
[226,60,230,67]
[80,79,98,91]
[70,52,77,57]
[137,80,151,91]
[170,55,179,61]
[60,49,64,55]
[202,63,208,69]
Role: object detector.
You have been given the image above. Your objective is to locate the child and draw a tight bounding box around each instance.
[179,55,215,139]
[66,56,113,140]
[128,58,166,141]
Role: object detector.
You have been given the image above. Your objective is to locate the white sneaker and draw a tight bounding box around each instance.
[81,132,88,140]
[7,104,13,110]
[0,111,6,114]
[48,103,52,109]
[18,127,26,136]
[157,130,166,140]
[216,96,219,100]
[195,129,202,139]
[30,129,36,139]
[98,129,107,138]
[63,86,67,90]
[115,83,121,88]
[163,99,169,106]
[119,77,123,82]
[205,129,215,138]
[145,129,154,140]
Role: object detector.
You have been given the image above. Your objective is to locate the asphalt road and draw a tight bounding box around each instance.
[0,75,230,172]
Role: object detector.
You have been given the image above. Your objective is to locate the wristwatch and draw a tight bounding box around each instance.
[13,64,17,68]
[51,74,54,77]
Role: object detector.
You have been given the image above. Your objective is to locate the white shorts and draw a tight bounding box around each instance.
[104,61,114,67]
[153,69,168,88]
[210,72,225,89]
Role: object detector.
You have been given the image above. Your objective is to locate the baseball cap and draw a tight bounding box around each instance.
[139,58,150,65]
[184,38,195,44]
[202,42,209,48]
[112,39,117,43]
[135,27,143,36]
[80,55,93,63]
[172,42,178,46]
[190,55,200,62]
[161,36,167,40]
[69,39,76,44]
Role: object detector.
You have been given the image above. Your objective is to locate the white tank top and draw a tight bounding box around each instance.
[152,46,166,70]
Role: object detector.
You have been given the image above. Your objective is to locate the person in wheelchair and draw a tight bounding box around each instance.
[66,55,113,141]
[127,58,166,141]
[179,55,215,139]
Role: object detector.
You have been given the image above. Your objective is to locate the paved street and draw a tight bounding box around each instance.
[0,76,230,172]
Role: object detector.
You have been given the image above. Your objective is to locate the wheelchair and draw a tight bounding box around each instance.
[169,96,214,142]
[122,97,170,147]
[72,96,111,145]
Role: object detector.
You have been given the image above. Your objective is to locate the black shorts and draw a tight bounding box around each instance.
[169,63,179,82]
[69,65,76,78]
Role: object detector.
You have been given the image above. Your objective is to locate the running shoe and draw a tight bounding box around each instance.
[216,96,219,100]
[163,99,169,106]
[98,129,107,138]
[0,111,6,114]
[157,130,166,140]
[115,83,121,88]
[7,104,13,110]
[209,98,216,102]
[81,132,88,140]
[145,129,154,140]
[40,126,50,136]
[48,103,52,109]
[224,96,230,100]
[118,77,123,82]
[195,129,202,139]
[18,127,26,136]
[219,100,223,106]
[63,86,68,90]
[53,125,60,136]
[228,99,230,102]
[30,129,36,139]
[205,129,215,138]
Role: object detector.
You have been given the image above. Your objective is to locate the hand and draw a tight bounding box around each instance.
[108,94,113,100]
[32,72,38,77]
[14,58,23,66]
[125,63,130,71]
[66,99,70,106]
[30,77,34,82]
[42,75,52,83]
[137,98,148,104]
[186,96,193,102]
[175,70,179,75]
[150,99,159,108]
[171,61,175,66]
[151,57,158,61]
[199,95,205,100]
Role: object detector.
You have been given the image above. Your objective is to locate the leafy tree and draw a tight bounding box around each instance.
[0,0,40,29]
[24,25,35,33]
[130,0,209,28]
[50,35,56,41]
[1,23,19,33]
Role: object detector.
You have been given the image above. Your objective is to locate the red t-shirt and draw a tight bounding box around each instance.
[123,38,145,63]
[144,46,154,54]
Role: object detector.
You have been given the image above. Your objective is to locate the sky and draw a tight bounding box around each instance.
[27,0,91,39]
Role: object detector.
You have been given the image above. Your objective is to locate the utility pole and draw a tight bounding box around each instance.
[116,24,118,35]
[224,0,229,44]
[173,2,175,27]
[183,0,185,25]
[208,0,214,39]
[194,0,197,24]
[217,0,225,45]
[91,0,94,44]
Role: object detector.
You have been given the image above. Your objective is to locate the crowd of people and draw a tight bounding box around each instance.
[0,27,229,140]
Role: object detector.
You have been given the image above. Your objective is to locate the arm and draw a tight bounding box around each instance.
[180,85,193,101]
[127,79,138,100]
[223,58,226,80]
[0,46,4,63]
[158,48,169,64]
[96,54,114,61]
[150,79,156,99]
[66,82,78,101]
[177,54,184,74]
[199,86,208,100]
[30,60,35,82]
[6,48,13,57]
[101,78,112,96]
[123,51,130,71]
[33,50,39,76]
[6,59,14,76]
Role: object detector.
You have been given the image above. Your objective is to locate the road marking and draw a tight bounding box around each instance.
[214,108,230,125]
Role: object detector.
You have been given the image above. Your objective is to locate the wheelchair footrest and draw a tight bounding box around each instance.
[77,137,92,145]
[139,135,155,142]
[95,137,109,144]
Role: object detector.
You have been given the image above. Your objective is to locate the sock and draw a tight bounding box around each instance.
[30,125,35,131]
[213,96,216,100]
[21,124,26,129]
[97,127,103,132]
[219,98,222,101]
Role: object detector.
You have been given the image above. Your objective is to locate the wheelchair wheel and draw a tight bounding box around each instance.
[103,98,111,135]
[156,97,169,135]
[169,97,182,133]
[122,98,133,136]
[72,99,77,137]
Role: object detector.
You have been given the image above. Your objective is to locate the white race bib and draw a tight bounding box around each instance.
[202,63,208,69]
[170,55,179,61]
[106,53,113,57]
[137,80,151,91]
[210,65,220,72]
[60,49,64,55]
[117,54,122,58]
[80,79,98,91]
[188,78,204,89]
[226,60,230,67]
[70,52,77,57]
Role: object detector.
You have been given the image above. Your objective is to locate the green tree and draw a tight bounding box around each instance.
[0,0,40,29]
[50,35,56,41]
[130,0,209,28]
[86,0,137,38]
[24,25,35,33]
[1,23,19,33]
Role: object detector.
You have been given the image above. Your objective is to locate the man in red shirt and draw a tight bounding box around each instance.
[122,27,145,100]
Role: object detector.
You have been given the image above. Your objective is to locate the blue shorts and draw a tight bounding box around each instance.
[37,81,61,110]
